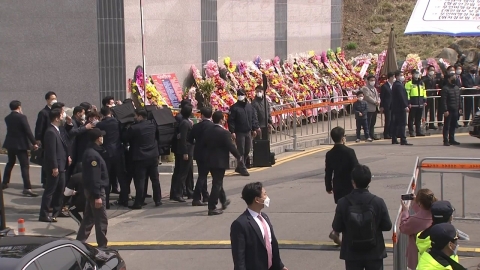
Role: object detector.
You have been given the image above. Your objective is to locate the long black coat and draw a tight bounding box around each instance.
[325,144,358,203]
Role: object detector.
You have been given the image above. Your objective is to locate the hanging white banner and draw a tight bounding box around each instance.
[405,0,480,36]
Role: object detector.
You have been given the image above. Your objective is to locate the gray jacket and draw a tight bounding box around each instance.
[251,97,272,127]
[361,86,380,113]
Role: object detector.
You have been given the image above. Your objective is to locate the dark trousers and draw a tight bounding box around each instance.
[345,259,384,270]
[391,112,407,143]
[443,111,459,142]
[105,153,129,204]
[383,109,391,137]
[184,160,194,197]
[355,119,369,139]
[367,111,377,138]
[426,96,438,126]
[208,168,226,210]
[132,158,161,206]
[193,160,209,201]
[464,96,474,121]
[2,149,31,189]
[408,107,423,134]
[172,153,193,198]
[235,132,252,169]
[76,189,108,248]
[40,165,47,185]
[39,171,66,218]
[68,205,83,226]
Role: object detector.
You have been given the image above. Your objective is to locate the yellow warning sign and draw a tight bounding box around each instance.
[421,163,480,169]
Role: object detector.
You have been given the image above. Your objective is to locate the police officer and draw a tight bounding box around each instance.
[417,223,465,269]
[76,128,109,248]
[126,109,162,209]
[406,69,427,137]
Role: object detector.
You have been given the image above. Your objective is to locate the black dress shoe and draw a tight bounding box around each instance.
[23,189,38,197]
[117,200,129,207]
[373,137,381,140]
[208,209,223,216]
[39,217,57,223]
[145,194,152,198]
[409,133,416,137]
[192,200,205,206]
[222,199,231,210]
[171,197,186,203]
[384,136,392,140]
[449,141,460,145]
[202,197,209,203]
[392,141,399,144]
[155,201,162,207]
[2,184,8,190]
[57,212,70,218]
[401,142,413,146]
[444,142,451,146]
[129,204,143,210]
[416,133,426,137]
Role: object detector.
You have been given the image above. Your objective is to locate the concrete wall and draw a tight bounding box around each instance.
[0,0,100,141]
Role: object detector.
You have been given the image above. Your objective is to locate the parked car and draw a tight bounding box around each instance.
[469,112,480,138]
[0,235,126,270]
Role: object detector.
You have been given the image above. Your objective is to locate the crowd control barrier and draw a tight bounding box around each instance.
[392,157,420,270]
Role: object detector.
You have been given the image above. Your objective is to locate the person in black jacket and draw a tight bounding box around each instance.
[204,111,242,216]
[251,86,272,140]
[76,128,109,248]
[187,107,213,206]
[422,65,443,130]
[2,100,38,196]
[332,164,392,270]
[352,91,371,142]
[228,89,259,176]
[171,104,194,203]
[66,106,93,182]
[461,66,479,126]
[441,74,463,146]
[96,106,129,207]
[391,70,412,145]
[380,72,395,139]
[34,91,57,187]
[127,109,162,209]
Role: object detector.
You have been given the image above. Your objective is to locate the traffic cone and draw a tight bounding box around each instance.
[17,219,25,235]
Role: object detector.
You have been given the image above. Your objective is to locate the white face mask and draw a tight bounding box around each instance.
[263,196,270,208]
[256,92,263,98]
[456,69,462,75]
[448,71,455,75]
[50,99,58,106]
[92,119,99,125]
[238,95,246,101]
[98,137,104,145]
[81,114,86,120]
[452,243,459,255]
[369,81,375,87]
[428,71,435,76]
[413,74,420,79]
[399,76,405,82]
[358,97,364,101]
[62,112,67,119]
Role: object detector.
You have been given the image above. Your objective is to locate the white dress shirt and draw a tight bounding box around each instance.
[248,208,272,244]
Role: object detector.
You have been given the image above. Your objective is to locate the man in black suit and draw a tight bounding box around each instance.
[39,108,70,222]
[2,100,38,196]
[67,106,93,180]
[126,109,162,209]
[204,111,242,216]
[422,65,443,130]
[187,107,213,206]
[325,126,358,245]
[230,182,287,270]
[391,70,412,145]
[332,164,392,270]
[461,66,479,126]
[96,106,129,207]
[34,91,57,187]
[379,72,394,139]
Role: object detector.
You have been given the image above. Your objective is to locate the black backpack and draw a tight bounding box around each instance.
[345,195,377,251]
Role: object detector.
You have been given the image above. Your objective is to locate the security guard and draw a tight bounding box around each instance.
[405,69,427,137]
[417,201,457,261]
[76,128,109,248]
[417,223,465,269]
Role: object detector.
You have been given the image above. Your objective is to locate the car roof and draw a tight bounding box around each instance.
[0,236,86,269]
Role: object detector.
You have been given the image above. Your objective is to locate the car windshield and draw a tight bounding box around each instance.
[0,244,41,259]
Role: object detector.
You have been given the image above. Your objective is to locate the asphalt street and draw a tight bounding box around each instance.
[2,134,480,269]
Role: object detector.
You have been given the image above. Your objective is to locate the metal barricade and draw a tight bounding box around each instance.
[392,157,420,270]
[417,157,480,221]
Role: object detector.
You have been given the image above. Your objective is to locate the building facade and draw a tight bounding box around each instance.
[0,0,342,141]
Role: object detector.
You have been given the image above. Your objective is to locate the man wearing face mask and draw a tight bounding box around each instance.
[391,70,412,145]
[422,65,443,130]
[230,182,288,270]
[102,96,115,108]
[361,75,381,140]
[76,128,109,248]
[228,89,259,175]
[460,66,480,126]
[405,69,427,137]
[441,74,462,146]
[380,72,395,139]
[417,223,465,270]
[35,91,58,187]
[66,106,93,181]
[251,86,273,140]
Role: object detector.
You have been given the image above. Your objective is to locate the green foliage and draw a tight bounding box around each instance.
[345,42,358,50]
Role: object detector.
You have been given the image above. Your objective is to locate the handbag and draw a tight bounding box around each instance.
[30,148,44,166]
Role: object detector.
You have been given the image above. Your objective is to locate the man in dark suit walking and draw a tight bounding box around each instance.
[66,106,93,181]
[34,91,58,187]
[230,182,288,270]
[391,70,412,145]
[2,100,38,196]
[39,108,70,222]
[187,107,213,206]
[325,126,358,245]
[380,72,394,139]
[204,111,242,216]
[126,109,162,209]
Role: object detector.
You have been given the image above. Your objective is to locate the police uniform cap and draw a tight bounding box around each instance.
[431,200,455,223]
[430,223,458,249]
[411,69,420,75]
[88,128,106,142]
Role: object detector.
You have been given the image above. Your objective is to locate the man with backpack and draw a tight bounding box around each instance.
[332,164,392,270]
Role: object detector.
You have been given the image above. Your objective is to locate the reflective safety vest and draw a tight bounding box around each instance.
[405,80,427,106]
[416,232,459,263]
[417,252,453,270]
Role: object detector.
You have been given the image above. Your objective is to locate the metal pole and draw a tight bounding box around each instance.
[462,174,466,218]
[292,106,298,150]
[440,173,444,200]
[327,104,332,144]
[140,0,147,104]
[0,187,6,230]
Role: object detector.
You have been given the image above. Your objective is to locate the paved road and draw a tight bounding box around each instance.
[2,134,480,269]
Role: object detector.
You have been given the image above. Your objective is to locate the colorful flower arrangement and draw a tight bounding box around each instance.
[204,60,236,108]
[401,54,422,81]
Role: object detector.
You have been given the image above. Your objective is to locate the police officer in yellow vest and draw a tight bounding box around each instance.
[417,223,466,270]
[417,201,457,262]
[405,69,427,137]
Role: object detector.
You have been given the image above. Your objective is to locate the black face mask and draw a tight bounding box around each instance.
[449,80,456,85]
